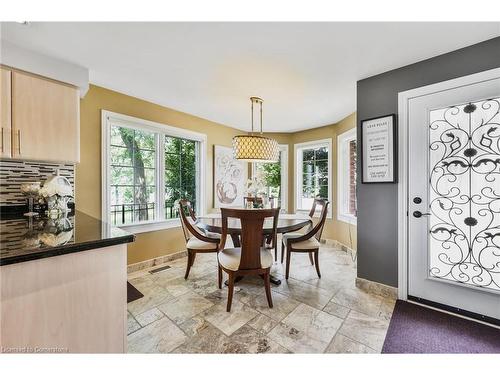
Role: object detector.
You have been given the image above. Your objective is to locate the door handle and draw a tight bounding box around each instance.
[413,211,431,218]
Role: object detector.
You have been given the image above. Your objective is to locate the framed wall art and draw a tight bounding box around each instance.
[361,114,397,183]
[213,145,247,208]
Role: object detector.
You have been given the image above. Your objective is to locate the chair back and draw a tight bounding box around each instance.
[219,208,279,270]
[178,200,214,244]
[179,199,197,221]
[308,197,325,218]
[310,199,330,241]
[298,199,330,243]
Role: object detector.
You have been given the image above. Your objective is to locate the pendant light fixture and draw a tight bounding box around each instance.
[232,97,279,163]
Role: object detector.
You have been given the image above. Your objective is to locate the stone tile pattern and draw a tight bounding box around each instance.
[0,159,75,205]
[127,242,395,353]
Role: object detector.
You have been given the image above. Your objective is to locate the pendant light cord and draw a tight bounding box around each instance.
[260,100,263,134]
[249,97,264,135]
[251,99,254,135]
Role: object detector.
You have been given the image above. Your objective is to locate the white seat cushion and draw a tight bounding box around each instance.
[282,233,320,250]
[186,237,218,251]
[218,247,274,271]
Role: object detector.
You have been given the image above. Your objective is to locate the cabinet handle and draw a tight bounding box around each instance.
[1,127,3,153]
[17,129,21,155]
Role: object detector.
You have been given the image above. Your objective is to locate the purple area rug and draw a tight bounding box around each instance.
[382,300,500,353]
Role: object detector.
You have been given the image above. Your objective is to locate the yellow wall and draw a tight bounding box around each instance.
[293,113,357,250]
[77,84,356,265]
[77,85,245,264]
[261,113,357,250]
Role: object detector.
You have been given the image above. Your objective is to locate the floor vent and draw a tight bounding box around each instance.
[149,265,171,274]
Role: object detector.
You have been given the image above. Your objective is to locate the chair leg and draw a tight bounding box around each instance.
[226,273,235,312]
[314,250,321,278]
[285,247,291,280]
[308,252,314,265]
[184,250,194,279]
[274,238,278,261]
[218,264,223,289]
[281,242,285,263]
[264,270,273,308]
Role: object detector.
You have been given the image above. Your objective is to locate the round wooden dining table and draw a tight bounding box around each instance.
[195,213,312,285]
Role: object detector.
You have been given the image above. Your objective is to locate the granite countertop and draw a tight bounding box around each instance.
[0,210,135,266]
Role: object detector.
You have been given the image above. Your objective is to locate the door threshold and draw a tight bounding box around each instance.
[407,296,500,328]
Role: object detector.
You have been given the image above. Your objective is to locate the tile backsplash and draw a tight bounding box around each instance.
[0,160,75,206]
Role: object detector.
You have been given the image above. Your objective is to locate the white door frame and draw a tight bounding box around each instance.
[397,67,500,300]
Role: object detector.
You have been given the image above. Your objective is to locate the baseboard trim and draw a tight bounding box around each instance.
[321,238,356,258]
[128,238,354,274]
[355,277,398,300]
[127,250,187,274]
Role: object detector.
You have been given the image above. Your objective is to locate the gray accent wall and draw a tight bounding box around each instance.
[356,36,500,287]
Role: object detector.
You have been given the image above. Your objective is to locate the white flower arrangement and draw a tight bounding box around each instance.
[39,175,74,215]
[39,182,73,198]
[245,175,266,196]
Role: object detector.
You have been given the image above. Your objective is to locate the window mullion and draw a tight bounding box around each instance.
[132,129,137,223]
[157,133,165,222]
[195,141,200,215]
[296,147,303,210]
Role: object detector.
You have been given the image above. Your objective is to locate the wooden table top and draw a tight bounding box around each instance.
[195,213,311,234]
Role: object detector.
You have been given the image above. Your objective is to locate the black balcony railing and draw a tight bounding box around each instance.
[110,203,155,226]
[110,200,196,225]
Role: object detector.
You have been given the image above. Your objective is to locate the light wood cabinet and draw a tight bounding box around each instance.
[0,68,12,158]
[11,70,80,163]
[0,244,127,353]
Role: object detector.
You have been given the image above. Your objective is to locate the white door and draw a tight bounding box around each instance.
[406,69,500,321]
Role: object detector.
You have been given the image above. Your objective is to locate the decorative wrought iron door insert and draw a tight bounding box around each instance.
[428,97,500,292]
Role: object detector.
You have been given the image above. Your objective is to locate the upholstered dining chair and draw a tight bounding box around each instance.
[217,208,280,312]
[178,200,221,280]
[279,198,322,265]
[281,199,330,279]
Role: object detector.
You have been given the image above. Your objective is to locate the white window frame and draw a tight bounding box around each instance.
[294,138,332,218]
[101,110,207,234]
[251,144,289,212]
[337,128,357,225]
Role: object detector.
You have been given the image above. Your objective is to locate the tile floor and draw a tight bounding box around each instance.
[127,243,395,353]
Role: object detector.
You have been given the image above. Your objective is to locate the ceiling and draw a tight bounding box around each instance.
[1,22,499,132]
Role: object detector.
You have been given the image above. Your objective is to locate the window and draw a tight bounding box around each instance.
[252,145,288,211]
[164,136,198,219]
[102,111,206,233]
[337,128,357,224]
[294,139,332,214]
[109,126,157,225]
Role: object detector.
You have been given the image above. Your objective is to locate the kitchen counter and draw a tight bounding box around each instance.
[0,210,134,266]
[1,209,134,352]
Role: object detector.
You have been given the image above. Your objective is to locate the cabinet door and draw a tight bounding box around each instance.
[12,71,80,163]
[0,68,12,158]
